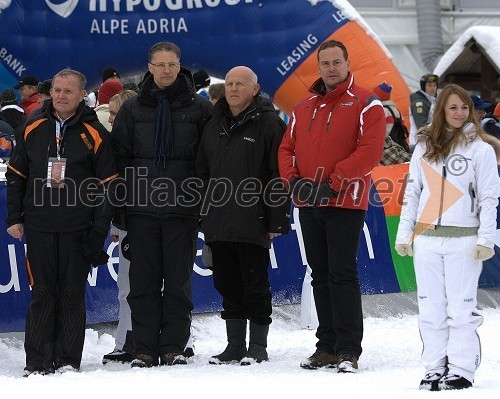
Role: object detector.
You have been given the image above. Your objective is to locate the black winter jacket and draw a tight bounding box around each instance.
[112,70,212,219]
[196,96,290,247]
[6,101,117,235]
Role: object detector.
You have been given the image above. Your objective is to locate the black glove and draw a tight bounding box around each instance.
[289,177,316,204]
[313,181,338,205]
[82,230,109,268]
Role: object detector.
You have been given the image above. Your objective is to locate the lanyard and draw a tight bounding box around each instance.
[55,120,68,160]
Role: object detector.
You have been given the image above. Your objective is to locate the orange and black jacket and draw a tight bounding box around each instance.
[5,100,117,235]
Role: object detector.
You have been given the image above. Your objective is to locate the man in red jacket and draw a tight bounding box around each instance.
[14,75,41,116]
[278,40,386,373]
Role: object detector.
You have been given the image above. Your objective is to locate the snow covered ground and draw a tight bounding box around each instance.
[1,303,500,398]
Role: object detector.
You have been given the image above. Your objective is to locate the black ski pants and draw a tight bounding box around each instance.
[299,207,366,358]
[24,229,91,370]
[126,214,197,357]
[210,241,272,325]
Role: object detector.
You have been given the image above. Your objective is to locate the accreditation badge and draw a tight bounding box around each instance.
[47,157,67,188]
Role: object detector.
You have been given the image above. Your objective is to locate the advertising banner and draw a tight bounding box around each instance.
[2,164,499,333]
[0,0,411,118]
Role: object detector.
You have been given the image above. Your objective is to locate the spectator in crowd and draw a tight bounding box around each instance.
[193,69,211,100]
[278,40,386,373]
[14,75,41,116]
[193,69,211,91]
[107,90,138,127]
[493,103,500,121]
[122,81,140,93]
[373,82,411,165]
[99,81,123,106]
[36,80,52,105]
[94,80,123,131]
[196,66,290,366]
[112,42,212,368]
[102,89,138,365]
[471,95,499,139]
[208,83,225,105]
[409,74,439,146]
[396,84,500,391]
[86,67,121,108]
[102,67,121,84]
[0,88,27,139]
[0,116,15,159]
[26,79,53,121]
[6,68,117,376]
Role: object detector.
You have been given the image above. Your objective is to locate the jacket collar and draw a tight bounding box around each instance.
[417,89,436,102]
[20,93,40,106]
[214,95,275,121]
[309,73,354,101]
[45,100,94,126]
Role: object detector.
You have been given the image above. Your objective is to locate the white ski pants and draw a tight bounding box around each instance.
[413,234,483,383]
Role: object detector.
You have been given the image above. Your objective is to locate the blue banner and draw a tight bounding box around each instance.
[1,173,499,333]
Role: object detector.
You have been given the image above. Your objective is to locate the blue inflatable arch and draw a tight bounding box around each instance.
[0,0,411,116]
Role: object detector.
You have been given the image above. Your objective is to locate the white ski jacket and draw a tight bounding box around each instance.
[396,132,500,248]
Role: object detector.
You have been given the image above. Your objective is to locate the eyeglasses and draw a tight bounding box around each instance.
[149,62,180,70]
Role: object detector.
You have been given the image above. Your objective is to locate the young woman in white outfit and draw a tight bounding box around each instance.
[395,84,500,391]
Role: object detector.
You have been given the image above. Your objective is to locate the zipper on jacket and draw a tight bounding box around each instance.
[325,106,334,132]
[223,107,257,148]
[234,107,256,131]
[308,107,318,132]
[436,161,447,227]
[219,122,229,137]
[468,182,475,213]
[219,122,230,150]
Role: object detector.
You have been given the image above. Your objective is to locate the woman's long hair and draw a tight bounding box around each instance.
[419,84,483,163]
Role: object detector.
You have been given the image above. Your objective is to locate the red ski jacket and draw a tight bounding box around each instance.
[278,74,386,210]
